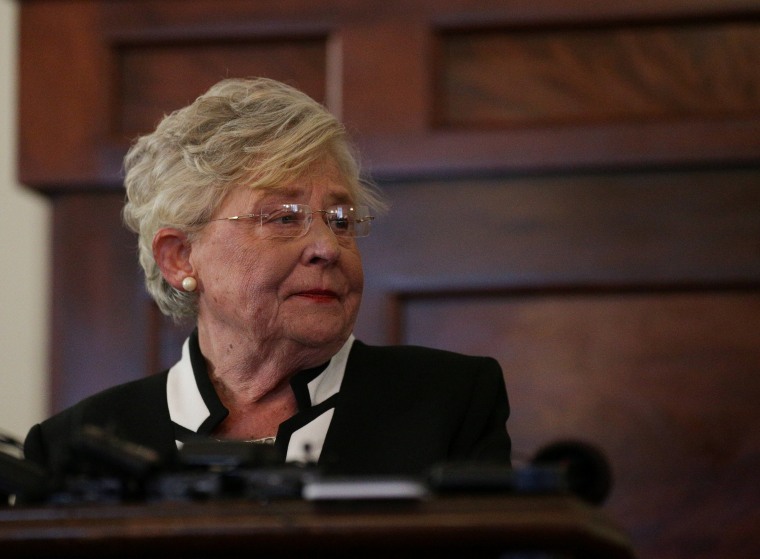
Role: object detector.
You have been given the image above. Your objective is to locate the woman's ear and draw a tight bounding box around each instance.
[153,228,194,291]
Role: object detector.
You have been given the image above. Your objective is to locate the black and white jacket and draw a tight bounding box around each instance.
[25,332,511,477]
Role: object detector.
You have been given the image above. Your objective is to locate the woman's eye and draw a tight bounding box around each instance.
[265,211,301,225]
[331,217,351,230]
[277,213,299,224]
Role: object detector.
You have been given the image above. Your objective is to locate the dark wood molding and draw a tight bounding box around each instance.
[18,1,760,190]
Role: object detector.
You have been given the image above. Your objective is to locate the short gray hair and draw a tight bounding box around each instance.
[122,77,385,321]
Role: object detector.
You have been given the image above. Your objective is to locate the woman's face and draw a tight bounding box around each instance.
[189,161,364,359]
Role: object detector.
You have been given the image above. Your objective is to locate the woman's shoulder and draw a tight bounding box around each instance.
[61,371,170,418]
[351,339,499,367]
[30,371,171,444]
[25,371,174,471]
[348,340,503,388]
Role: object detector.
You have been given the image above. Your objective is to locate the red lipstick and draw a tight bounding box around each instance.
[297,289,338,301]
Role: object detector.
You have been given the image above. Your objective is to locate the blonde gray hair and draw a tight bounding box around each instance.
[122,77,385,321]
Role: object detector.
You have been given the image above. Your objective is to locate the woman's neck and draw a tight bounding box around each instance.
[195,322,333,440]
[210,375,297,440]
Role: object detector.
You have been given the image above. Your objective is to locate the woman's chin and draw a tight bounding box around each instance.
[287,319,352,350]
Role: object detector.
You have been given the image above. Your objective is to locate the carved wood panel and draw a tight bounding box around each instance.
[437,20,760,127]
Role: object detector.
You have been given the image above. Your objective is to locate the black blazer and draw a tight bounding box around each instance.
[24,341,511,477]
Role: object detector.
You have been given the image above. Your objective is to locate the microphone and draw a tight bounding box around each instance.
[67,424,163,480]
[0,451,52,504]
[0,432,51,504]
[426,439,613,505]
[532,440,613,505]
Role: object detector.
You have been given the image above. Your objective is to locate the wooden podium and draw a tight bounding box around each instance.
[0,495,634,558]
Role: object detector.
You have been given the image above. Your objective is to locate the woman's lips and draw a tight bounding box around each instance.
[296,289,339,302]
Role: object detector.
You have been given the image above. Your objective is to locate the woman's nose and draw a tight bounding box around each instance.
[302,214,340,264]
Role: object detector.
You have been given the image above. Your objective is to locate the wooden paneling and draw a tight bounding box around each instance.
[50,193,151,410]
[19,1,760,188]
[353,168,760,558]
[16,2,760,558]
[116,38,328,137]
[437,20,760,127]
[18,1,112,187]
[357,167,760,343]
[399,290,760,559]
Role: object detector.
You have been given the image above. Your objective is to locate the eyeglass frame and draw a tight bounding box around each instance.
[208,203,375,238]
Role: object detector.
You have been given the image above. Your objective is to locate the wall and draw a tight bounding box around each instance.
[0,0,48,442]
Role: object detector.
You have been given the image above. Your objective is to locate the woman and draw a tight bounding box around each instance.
[24,77,510,479]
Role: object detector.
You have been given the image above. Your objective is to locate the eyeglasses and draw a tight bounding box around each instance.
[210,203,374,238]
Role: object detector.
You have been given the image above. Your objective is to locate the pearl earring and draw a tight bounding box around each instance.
[181,277,197,292]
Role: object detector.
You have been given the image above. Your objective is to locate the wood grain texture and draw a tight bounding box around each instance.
[437,21,760,126]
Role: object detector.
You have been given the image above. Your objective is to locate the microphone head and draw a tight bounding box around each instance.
[0,452,52,504]
[532,440,613,505]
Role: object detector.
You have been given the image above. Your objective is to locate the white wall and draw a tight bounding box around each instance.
[0,1,50,443]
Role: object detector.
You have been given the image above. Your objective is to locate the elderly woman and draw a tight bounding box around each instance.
[24,78,510,479]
